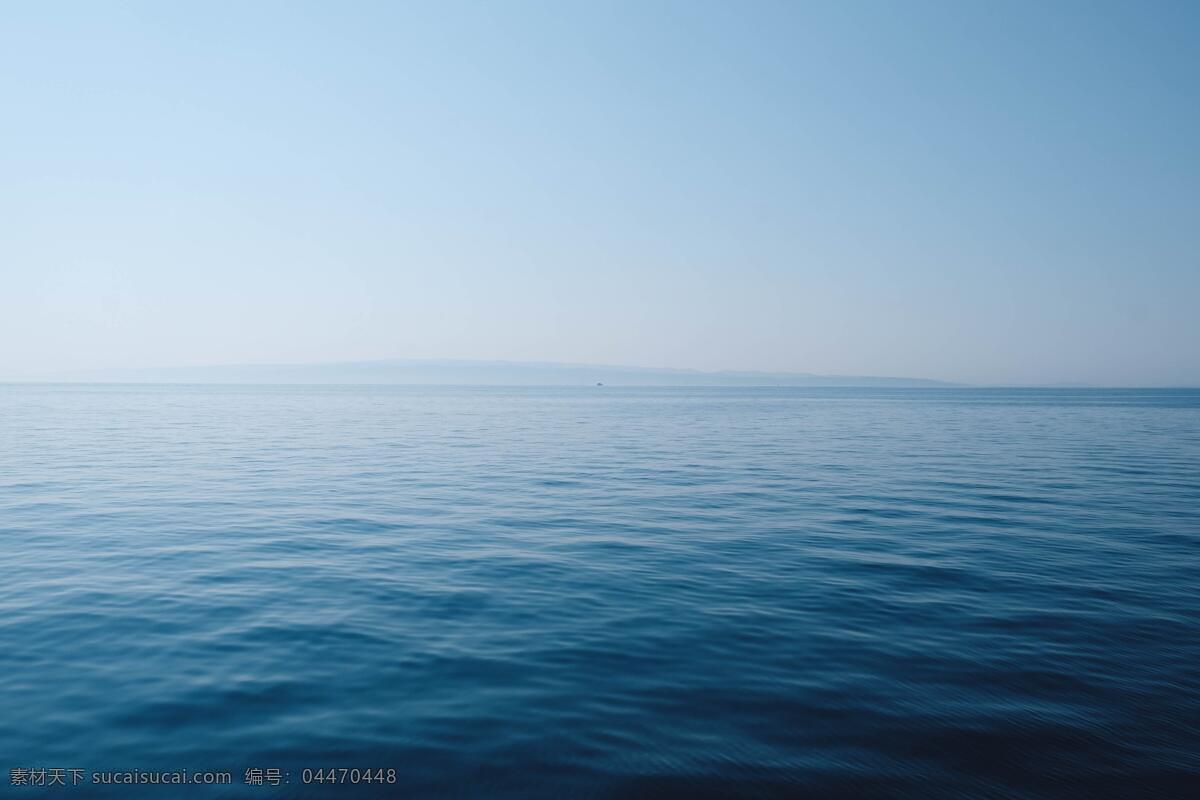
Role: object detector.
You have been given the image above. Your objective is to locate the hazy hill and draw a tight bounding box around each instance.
[37,359,958,387]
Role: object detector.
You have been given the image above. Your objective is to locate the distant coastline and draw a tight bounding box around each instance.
[13,359,961,388]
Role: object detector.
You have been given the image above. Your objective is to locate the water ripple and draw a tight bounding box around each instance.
[1,386,1197,797]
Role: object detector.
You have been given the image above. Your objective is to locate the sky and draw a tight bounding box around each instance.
[2,0,1197,386]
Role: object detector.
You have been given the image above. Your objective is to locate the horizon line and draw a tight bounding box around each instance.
[3,357,1196,389]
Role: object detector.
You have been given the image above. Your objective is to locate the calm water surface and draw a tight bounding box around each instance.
[1,386,1198,798]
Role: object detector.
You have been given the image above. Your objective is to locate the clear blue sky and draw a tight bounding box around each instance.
[2,0,1197,385]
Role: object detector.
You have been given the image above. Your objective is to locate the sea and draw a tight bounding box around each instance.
[1,385,1197,798]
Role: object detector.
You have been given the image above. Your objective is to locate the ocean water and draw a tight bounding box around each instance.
[1,385,1197,798]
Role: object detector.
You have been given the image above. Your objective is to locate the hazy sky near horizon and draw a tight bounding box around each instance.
[3,0,1197,385]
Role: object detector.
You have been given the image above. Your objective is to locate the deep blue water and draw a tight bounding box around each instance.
[1,385,1198,798]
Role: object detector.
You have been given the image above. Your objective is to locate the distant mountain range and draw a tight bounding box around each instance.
[32,359,959,387]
